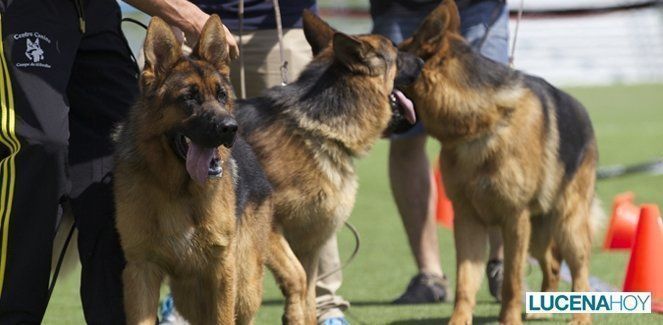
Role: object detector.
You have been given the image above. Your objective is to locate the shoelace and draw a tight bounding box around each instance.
[488,262,503,279]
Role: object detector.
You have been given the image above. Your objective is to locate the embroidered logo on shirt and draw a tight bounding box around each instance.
[14,32,52,69]
[25,38,44,63]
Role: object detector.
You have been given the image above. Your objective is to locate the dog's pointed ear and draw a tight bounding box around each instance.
[193,15,230,72]
[440,0,461,33]
[333,33,382,76]
[143,17,182,78]
[412,0,460,49]
[303,9,336,56]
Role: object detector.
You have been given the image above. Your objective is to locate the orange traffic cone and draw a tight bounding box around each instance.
[622,204,663,313]
[603,192,640,249]
[432,159,454,229]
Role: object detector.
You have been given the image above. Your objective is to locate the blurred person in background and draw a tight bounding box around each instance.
[370,0,510,304]
[0,0,235,323]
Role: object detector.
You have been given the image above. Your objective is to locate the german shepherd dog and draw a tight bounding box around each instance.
[232,11,422,320]
[400,1,600,324]
[114,17,309,325]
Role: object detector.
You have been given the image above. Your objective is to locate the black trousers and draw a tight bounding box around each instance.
[0,0,138,323]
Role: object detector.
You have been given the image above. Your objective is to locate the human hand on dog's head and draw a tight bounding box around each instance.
[125,0,239,60]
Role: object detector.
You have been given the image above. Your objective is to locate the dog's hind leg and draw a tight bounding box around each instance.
[122,261,164,325]
[449,204,488,325]
[554,206,592,325]
[267,228,312,324]
[553,153,595,325]
[527,216,561,321]
[499,209,531,325]
[554,201,593,323]
[530,216,561,293]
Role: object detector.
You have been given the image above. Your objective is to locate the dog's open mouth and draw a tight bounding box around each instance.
[173,134,224,184]
[383,89,417,137]
[389,89,416,125]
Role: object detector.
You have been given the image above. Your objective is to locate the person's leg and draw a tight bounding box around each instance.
[389,132,449,304]
[459,0,510,302]
[0,1,80,322]
[67,1,138,323]
[390,134,441,276]
[315,236,350,324]
[371,1,449,304]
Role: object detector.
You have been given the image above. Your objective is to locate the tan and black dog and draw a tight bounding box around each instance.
[400,1,600,324]
[113,16,309,325]
[233,10,422,319]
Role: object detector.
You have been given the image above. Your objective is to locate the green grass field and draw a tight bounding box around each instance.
[43,84,663,324]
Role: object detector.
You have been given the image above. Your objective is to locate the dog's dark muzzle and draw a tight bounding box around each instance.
[395,52,424,89]
[168,111,237,184]
[182,111,238,149]
[168,107,237,162]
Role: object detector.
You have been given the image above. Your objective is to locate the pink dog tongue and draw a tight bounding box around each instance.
[186,143,216,185]
[393,90,416,124]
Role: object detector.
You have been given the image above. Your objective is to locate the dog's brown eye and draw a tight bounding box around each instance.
[181,86,200,103]
[217,88,227,103]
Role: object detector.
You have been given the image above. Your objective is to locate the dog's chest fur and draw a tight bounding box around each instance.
[154,199,235,274]
[115,160,237,275]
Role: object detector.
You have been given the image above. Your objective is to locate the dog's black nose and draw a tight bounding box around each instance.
[182,112,238,148]
[216,116,238,148]
[395,51,424,89]
[218,116,238,136]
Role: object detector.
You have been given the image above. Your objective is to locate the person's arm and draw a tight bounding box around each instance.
[123,0,238,58]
